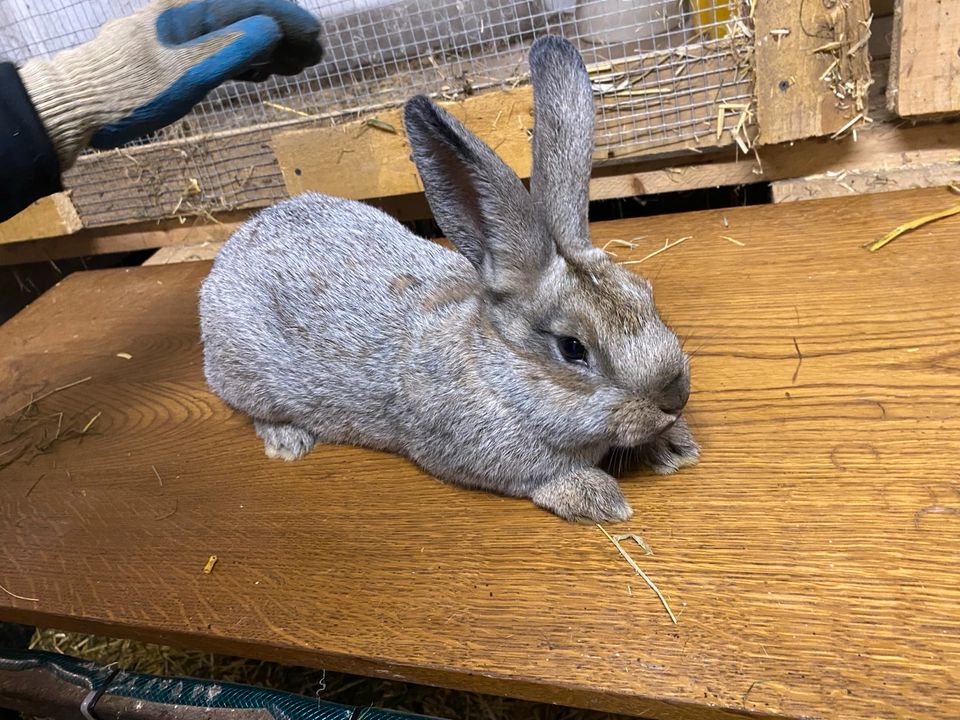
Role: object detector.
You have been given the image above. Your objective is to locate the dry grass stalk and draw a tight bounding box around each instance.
[865,204,960,252]
[263,101,317,120]
[3,376,92,420]
[597,525,677,624]
[0,581,39,603]
[80,411,102,435]
[830,112,865,140]
[619,236,691,265]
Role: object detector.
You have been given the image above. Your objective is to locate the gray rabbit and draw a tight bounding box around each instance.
[199,35,698,523]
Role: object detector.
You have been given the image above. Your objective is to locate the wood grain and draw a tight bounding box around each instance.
[887,0,960,116]
[2,188,960,719]
[0,215,243,267]
[142,241,225,266]
[0,194,82,245]
[272,88,534,202]
[772,168,960,202]
[755,0,872,144]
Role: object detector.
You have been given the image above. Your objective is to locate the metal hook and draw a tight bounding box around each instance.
[79,667,120,720]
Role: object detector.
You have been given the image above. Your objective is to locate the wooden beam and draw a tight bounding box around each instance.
[591,120,960,198]
[754,0,872,144]
[0,194,82,244]
[3,188,960,719]
[272,88,534,201]
[887,0,960,117]
[4,118,956,266]
[0,216,242,266]
[771,165,960,203]
[143,241,225,266]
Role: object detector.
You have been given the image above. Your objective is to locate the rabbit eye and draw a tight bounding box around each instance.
[556,335,588,364]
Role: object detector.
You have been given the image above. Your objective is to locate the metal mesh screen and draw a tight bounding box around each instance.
[2,0,755,227]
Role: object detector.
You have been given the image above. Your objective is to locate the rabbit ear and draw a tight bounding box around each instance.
[529,35,595,254]
[404,95,552,295]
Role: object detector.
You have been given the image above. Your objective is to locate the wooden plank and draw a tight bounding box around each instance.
[887,0,960,117]
[591,120,960,198]
[272,88,534,201]
[772,166,960,202]
[0,194,82,244]
[63,124,290,230]
[273,57,750,203]
[54,59,746,236]
[0,216,242,266]
[4,118,955,266]
[143,241,225,266]
[2,188,960,719]
[754,0,872,144]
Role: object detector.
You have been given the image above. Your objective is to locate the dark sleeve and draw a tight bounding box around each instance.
[0,62,62,223]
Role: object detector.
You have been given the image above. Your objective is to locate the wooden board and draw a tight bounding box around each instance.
[772,168,960,202]
[0,194,82,244]
[273,85,747,203]
[0,216,242,266]
[2,188,960,719]
[887,0,960,117]
[754,0,872,144]
[5,119,956,266]
[142,241,225,266]
[592,120,960,199]
[272,88,534,201]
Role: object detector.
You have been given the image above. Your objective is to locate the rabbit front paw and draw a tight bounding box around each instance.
[639,417,700,475]
[255,420,315,461]
[532,468,633,523]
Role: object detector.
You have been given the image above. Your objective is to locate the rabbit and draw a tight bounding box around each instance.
[198,34,698,523]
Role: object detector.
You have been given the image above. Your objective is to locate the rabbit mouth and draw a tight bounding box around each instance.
[600,445,648,478]
[609,401,677,448]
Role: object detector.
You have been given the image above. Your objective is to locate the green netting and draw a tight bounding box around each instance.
[0,648,438,720]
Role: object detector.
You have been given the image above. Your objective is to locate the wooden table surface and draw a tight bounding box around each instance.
[2,188,959,719]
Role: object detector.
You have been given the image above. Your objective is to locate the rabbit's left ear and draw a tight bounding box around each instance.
[529,35,595,255]
[404,95,553,295]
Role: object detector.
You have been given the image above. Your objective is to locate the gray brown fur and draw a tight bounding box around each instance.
[198,35,698,523]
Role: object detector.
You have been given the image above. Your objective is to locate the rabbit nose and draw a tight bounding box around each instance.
[658,371,689,415]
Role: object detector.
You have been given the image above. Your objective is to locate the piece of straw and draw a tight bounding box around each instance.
[619,236,691,265]
[80,411,102,434]
[0,581,39,603]
[865,204,960,252]
[3,377,91,419]
[597,525,677,624]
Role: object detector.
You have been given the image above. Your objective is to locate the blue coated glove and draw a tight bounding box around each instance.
[19,0,323,168]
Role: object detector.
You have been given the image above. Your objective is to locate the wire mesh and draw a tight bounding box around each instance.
[2,0,755,227]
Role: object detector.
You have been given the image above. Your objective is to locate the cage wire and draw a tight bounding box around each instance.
[1,0,755,227]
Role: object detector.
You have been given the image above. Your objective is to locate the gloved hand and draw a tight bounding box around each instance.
[19,0,322,170]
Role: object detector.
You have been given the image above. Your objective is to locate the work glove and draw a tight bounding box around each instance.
[19,0,323,170]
